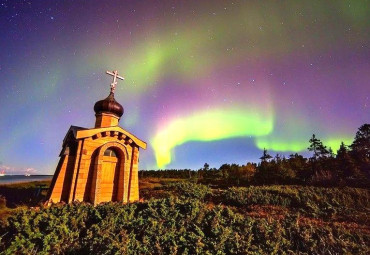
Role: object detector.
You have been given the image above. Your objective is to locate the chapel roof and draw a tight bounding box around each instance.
[94,92,124,118]
[62,125,87,145]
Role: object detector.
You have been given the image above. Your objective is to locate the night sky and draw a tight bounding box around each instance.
[0,1,369,174]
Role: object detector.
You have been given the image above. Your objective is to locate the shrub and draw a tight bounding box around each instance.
[218,185,370,219]
[169,182,211,200]
[1,197,369,254]
[1,184,369,254]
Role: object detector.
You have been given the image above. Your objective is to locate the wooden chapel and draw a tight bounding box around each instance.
[47,70,146,205]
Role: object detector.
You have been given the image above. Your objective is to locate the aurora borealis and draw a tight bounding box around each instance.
[0,1,369,174]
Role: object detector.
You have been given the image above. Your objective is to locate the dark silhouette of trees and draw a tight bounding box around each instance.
[308,134,329,159]
[336,142,359,180]
[307,134,335,185]
[288,153,308,182]
[139,123,369,188]
[259,148,272,162]
[351,124,370,159]
[350,124,370,178]
[203,163,210,171]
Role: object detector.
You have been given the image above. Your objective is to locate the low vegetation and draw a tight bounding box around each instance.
[0,182,369,254]
[0,181,50,208]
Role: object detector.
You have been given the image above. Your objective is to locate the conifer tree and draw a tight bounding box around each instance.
[308,134,329,159]
[336,142,359,179]
[350,124,370,179]
[351,124,370,159]
[260,148,272,162]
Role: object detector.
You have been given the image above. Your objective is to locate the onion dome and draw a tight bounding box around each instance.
[94,92,124,118]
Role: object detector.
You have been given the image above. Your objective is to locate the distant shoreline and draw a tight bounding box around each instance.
[0,175,52,185]
[0,175,53,176]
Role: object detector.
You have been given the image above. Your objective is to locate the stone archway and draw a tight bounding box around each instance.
[91,141,129,204]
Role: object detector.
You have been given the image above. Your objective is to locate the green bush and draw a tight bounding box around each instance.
[218,186,370,218]
[1,194,369,254]
[1,184,369,254]
[169,182,212,200]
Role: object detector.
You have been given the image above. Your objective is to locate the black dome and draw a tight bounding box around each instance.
[94,92,124,117]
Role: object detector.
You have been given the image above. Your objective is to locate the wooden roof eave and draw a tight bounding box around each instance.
[62,126,87,144]
[75,126,147,149]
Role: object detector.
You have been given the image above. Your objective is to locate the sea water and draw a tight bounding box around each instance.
[0,175,52,185]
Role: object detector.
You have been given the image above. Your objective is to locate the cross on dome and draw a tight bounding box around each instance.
[106,70,124,93]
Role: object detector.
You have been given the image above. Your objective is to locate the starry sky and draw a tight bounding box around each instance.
[0,0,369,174]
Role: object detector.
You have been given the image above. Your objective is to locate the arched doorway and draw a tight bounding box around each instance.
[100,148,120,202]
[91,142,129,205]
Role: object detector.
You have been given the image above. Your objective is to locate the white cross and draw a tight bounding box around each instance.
[106,70,124,93]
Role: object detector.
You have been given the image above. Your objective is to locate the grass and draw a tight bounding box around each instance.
[0,181,50,208]
[0,180,51,189]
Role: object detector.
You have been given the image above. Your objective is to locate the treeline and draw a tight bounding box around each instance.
[141,124,369,187]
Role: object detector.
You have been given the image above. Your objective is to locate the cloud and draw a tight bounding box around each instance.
[0,164,38,175]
